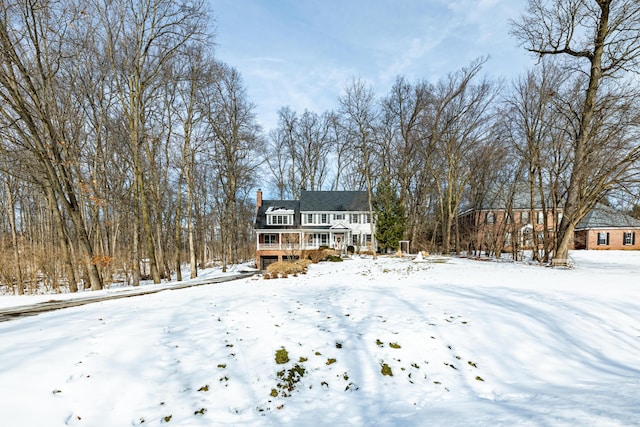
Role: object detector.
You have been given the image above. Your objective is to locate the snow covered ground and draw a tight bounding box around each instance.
[0,251,638,426]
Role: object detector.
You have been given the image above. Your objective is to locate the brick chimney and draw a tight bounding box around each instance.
[256,189,263,209]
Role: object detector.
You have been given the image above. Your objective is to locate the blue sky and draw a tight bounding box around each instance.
[212,0,535,131]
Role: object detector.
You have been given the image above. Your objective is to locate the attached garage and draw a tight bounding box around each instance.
[259,256,279,270]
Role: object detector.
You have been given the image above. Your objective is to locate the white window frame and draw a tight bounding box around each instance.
[310,233,329,246]
[267,214,291,225]
[623,231,635,246]
[597,232,609,246]
[350,213,359,223]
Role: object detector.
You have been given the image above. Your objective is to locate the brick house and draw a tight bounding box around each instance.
[254,190,376,269]
[458,205,563,254]
[459,199,640,254]
[574,204,640,250]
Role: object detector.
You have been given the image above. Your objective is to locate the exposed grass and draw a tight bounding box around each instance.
[266,260,311,277]
[275,347,290,364]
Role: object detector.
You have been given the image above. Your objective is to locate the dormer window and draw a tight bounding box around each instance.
[266,206,294,226]
[268,215,291,225]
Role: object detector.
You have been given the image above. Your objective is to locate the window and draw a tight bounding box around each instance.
[352,235,359,246]
[597,232,609,246]
[486,212,495,224]
[310,233,329,246]
[364,214,371,224]
[268,215,289,225]
[321,213,328,224]
[521,211,530,223]
[537,211,544,224]
[350,214,359,223]
[307,214,314,224]
[623,232,636,246]
[264,234,277,244]
[334,214,345,221]
[365,234,372,243]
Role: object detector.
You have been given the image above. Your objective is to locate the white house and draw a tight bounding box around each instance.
[254,190,376,269]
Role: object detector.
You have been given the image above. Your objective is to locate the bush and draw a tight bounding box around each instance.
[327,254,343,262]
[302,249,329,264]
[266,260,310,276]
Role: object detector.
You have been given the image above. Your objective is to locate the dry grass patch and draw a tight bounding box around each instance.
[266,260,311,277]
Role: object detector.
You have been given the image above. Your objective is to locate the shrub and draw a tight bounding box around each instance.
[275,347,290,364]
[327,254,343,262]
[266,260,309,276]
[381,363,393,376]
[302,249,329,264]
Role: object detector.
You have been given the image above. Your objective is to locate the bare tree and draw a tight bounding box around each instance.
[265,128,290,199]
[0,0,103,290]
[424,58,498,254]
[512,0,640,260]
[202,61,262,271]
[379,77,433,247]
[501,63,571,261]
[95,0,208,283]
[339,78,380,258]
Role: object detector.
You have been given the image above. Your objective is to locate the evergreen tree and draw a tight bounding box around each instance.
[374,177,406,252]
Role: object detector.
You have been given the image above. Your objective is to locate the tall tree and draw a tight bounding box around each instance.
[96,0,208,284]
[424,58,498,254]
[203,61,262,271]
[0,0,102,290]
[339,79,380,258]
[374,177,406,253]
[512,0,640,260]
[501,63,571,261]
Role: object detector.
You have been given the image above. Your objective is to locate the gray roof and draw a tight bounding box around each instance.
[254,199,300,229]
[576,204,640,230]
[460,184,558,213]
[299,190,368,212]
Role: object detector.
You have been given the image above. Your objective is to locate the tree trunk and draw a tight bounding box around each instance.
[554,3,608,259]
[174,172,183,282]
[4,179,24,294]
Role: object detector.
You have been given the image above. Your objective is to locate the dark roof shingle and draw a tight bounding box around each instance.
[254,200,300,228]
[576,204,640,229]
[299,190,368,212]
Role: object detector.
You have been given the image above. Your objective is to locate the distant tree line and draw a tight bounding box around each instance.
[265,0,640,261]
[0,0,262,294]
[1,0,639,294]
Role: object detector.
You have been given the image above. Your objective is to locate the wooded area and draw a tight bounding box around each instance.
[1,0,639,294]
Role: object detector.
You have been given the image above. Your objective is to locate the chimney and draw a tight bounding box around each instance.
[256,189,263,209]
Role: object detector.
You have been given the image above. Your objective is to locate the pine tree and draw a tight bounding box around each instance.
[374,178,406,252]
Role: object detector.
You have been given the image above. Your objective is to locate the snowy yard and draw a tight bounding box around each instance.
[0,251,638,426]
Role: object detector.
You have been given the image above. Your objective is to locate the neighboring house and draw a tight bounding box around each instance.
[254,190,376,269]
[574,204,640,250]
[457,187,564,254]
[458,205,562,254]
[459,196,640,253]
